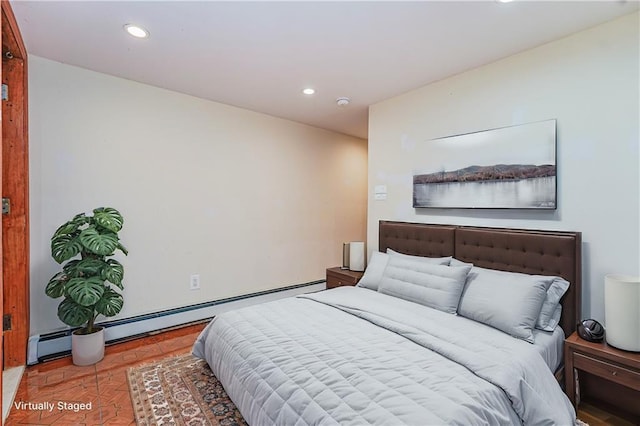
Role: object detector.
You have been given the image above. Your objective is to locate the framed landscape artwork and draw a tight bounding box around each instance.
[412,119,557,209]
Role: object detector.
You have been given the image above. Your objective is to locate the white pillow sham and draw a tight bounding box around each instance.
[457,267,554,343]
[357,250,452,291]
[450,259,569,332]
[378,257,471,314]
[387,248,452,266]
[449,257,473,268]
[356,251,389,291]
[536,277,570,331]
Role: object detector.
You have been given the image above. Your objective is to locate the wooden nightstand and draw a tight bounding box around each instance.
[564,331,640,422]
[326,267,364,289]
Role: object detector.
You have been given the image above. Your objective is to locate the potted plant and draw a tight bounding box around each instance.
[45,207,127,366]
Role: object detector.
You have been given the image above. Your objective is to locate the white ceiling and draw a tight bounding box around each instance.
[11,1,639,139]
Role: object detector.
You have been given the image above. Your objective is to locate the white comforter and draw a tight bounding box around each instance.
[193,287,576,425]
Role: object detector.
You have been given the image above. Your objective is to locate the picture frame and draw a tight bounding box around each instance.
[412,119,557,209]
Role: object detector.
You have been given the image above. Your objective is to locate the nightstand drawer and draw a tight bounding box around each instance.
[574,352,640,391]
[326,267,364,289]
[326,274,352,289]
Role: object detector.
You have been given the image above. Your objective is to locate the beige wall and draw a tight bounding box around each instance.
[368,13,639,321]
[29,56,367,335]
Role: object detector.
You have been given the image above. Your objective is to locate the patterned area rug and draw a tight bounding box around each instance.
[127,354,247,426]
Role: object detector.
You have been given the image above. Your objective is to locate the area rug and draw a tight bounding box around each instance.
[127,353,246,426]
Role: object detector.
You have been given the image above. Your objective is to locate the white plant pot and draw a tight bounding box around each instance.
[71,327,105,366]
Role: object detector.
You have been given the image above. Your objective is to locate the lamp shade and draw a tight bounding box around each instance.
[604,274,640,352]
[349,242,365,272]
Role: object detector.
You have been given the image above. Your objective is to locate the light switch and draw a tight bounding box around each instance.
[374,185,387,201]
[374,185,387,195]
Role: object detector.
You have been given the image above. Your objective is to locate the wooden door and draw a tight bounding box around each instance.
[0,0,3,408]
[1,0,29,370]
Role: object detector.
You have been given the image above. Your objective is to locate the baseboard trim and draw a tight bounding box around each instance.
[29,280,325,364]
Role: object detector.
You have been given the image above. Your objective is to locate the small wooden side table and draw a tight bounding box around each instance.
[325,267,364,289]
[564,331,640,420]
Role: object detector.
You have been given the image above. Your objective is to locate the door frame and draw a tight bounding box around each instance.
[2,0,29,369]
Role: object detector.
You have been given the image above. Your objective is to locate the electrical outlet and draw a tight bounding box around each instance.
[190,274,200,290]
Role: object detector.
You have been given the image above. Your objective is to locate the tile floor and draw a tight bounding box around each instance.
[4,323,206,425]
[3,322,632,425]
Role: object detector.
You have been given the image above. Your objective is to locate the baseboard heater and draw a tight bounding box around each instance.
[28,280,326,364]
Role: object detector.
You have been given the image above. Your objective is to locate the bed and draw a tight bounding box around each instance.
[193,221,582,425]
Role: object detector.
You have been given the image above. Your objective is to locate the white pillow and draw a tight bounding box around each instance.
[356,250,451,291]
[378,257,471,314]
[536,277,569,331]
[449,257,473,268]
[356,252,389,291]
[451,260,568,332]
[457,267,554,343]
[387,248,452,265]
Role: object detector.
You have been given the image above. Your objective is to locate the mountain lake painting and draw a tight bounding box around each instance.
[412,119,556,209]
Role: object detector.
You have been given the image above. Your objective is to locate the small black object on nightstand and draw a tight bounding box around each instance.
[577,319,605,343]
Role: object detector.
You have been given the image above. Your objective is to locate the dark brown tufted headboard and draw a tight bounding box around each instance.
[379,221,582,336]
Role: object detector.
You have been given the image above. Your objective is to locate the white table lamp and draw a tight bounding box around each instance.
[604,274,640,352]
[349,242,365,272]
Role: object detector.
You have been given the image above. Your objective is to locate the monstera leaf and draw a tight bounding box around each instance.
[58,298,94,327]
[53,213,89,238]
[93,208,123,233]
[117,242,129,256]
[65,276,105,307]
[62,259,82,277]
[51,234,83,263]
[95,288,124,317]
[79,226,119,256]
[45,272,68,298]
[74,258,108,277]
[53,222,79,239]
[101,259,124,288]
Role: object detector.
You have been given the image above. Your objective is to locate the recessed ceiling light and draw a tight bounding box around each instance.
[496,0,514,3]
[124,24,149,39]
[302,88,315,95]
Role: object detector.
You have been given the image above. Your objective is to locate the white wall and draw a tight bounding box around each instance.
[368,13,639,321]
[29,56,367,335]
